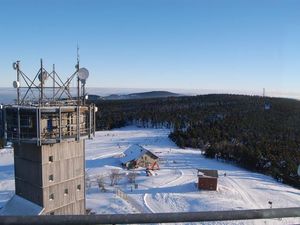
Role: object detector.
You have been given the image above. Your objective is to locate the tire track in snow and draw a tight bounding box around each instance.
[143,169,186,213]
[143,194,155,213]
[226,176,262,209]
[143,170,194,213]
[161,169,184,187]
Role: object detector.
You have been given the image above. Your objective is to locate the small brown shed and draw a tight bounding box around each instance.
[197,169,218,191]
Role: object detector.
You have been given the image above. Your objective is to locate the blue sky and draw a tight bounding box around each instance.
[0,0,299,96]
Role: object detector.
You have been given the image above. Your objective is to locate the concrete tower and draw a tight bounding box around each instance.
[2,60,96,215]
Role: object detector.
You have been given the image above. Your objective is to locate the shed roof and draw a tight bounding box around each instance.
[0,195,44,215]
[197,169,218,178]
[120,145,158,164]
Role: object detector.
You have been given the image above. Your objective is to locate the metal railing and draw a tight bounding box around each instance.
[1,207,300,225]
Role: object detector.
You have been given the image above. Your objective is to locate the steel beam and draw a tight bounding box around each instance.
[0,207,300,225]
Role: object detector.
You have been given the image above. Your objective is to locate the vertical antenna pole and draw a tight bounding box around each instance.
[77,76,80,105]
[16,61,20,105]
[53,64,55,101]
[76,45,81,141]
[36,107,39,145]
[77,45,80,106]
[40,59,43,104]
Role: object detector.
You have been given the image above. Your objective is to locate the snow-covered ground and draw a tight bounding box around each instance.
[1,126,300,224]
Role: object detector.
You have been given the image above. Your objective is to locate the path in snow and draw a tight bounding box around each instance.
[226,176,261,209]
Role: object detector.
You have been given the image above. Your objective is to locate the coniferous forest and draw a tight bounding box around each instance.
[90,94,300,188]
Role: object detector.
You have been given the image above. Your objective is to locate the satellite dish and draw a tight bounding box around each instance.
[38,71,48,82]
[12,62,18,70]
[78,68,89,81]
[297,165,300,176]
[13,81,20,88]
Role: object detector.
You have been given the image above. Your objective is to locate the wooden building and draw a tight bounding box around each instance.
[120,145,159,170]
[197,169,218,191]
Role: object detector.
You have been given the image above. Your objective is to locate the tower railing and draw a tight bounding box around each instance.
[0,207,300,225]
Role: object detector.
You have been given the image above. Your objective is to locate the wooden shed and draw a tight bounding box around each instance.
[197,169,218,191]
[120,145,159,170]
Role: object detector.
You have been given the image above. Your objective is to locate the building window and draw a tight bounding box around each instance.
[49,193,54,200]
[47,119,53,132]
[50,212,54,215]
[49,174,54,182]
[64,188,68,195]
[49,156,53,163]
[77,184,81,191]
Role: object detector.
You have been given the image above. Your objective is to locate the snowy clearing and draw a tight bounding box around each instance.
[1,126,300,224]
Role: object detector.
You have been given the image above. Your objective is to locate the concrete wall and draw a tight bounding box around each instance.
[14,144,43,206]
[14,140,86,215]
[41,141,85,215]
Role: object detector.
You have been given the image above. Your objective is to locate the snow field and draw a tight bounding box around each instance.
[0,126,300,224]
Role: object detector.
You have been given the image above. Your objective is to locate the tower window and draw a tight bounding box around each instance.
[77,184,81,191]
[49,193,54,200]
[49,174,54,182]
[64,188,68,195]
[49,156,53,163]
[47,119,53,132]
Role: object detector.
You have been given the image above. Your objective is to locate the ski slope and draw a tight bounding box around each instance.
[1,126,300,224]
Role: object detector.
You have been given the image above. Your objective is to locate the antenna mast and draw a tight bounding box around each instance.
[40,59,43,104]
[77,45,80,105]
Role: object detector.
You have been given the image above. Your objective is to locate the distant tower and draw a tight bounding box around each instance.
[2,59,96,215]
[263,88,271,110]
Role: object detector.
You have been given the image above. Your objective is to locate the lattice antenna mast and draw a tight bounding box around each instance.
[12,59,81,106]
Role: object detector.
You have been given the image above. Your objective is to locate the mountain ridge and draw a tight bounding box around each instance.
[88,91,182,101]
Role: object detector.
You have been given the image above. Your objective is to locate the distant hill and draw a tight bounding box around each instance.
[87,94,103,101]
[104,91,181,100]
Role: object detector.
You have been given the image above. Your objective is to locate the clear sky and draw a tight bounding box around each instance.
[0,0,299,96]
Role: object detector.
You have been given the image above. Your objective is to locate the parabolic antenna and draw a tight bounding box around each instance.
[298,165,300,176]
[38,71,48,82]
[13,81,20,88]
[12,62,18,70]
[78,68,89,81]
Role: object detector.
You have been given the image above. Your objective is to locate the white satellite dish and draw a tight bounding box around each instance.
[78,68,89,81]
[38,71,48,82]
[13,81,20,88]
[297,165,300,176]
[12,62,18,70]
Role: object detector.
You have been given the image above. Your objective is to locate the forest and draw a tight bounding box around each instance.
[90,94,300,188]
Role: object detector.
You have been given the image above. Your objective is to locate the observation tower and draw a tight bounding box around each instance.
[2,58,96,215]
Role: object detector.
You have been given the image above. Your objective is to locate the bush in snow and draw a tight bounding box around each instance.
[127,172,137,184]
[96,175,106,192]
[110,169,122,186]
